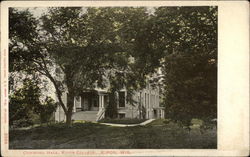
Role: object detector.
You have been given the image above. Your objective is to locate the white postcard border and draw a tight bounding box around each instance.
[1,1,249,156]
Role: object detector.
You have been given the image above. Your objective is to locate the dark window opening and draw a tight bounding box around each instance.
[118,113,125,119]
[153,109,157,117]
[104,95,108,107]
[93,95,99,107]
[148,94,149,108]
[119,92,125,107]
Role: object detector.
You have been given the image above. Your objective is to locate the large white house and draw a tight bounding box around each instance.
[55,82,165,122]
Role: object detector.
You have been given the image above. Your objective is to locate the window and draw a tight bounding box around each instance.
[119,92,125,107]
[75,96,80,101]
[147,94,149,108]
[118,113,125,119]
[104,95,108,107]
[153,109,157,118]
[93,95,99,107]
[152,95,154,107]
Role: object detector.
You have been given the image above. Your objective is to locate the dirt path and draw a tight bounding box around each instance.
[99,119,155,127]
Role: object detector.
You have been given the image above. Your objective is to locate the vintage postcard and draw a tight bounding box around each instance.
[1,1,249,156]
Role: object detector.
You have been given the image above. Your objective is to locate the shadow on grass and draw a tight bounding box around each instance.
[9,119,217,149]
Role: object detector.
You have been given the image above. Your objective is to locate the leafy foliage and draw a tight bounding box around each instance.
[9,8,40,73]
[9,79,40,127]
[9,79,57,127]
[34,97,57,124]
[152,7,217,123]
[105,92,118,118]
[9,6,217,125]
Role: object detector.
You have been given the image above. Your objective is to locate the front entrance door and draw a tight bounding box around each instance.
[81,92,99,111]
[153,109,157,118]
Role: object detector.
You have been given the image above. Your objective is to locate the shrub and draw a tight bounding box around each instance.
[9,79,41,127]
[9,79,57,127]
[34,97,57,124]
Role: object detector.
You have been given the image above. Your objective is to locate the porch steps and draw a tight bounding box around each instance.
[72,111,98,122]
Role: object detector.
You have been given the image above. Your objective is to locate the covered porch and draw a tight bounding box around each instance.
[73,91,108,112]
[153,107,165,119]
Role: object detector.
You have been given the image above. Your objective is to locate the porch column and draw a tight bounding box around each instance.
[79,96,81,110]
[154,95,156,106]
[73,96,76,112]
[101,95,104,108]
[99,95,102,110]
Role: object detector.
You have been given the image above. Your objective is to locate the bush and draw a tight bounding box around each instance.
[12,119,34,128]
[9,79,57,127]
[9,79,41,127]
[35,97,57,124]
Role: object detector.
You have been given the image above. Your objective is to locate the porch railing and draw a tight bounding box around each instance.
[96,107,105,121]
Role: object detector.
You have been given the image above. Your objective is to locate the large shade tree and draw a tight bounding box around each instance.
[39,7,122,124]
[9,6,217,125]
[9,8,59,126]
[151,6,217,124]
[9,8,42,91]
[41,7,154,122]
[122,6,217,124]
[9,7,152,125]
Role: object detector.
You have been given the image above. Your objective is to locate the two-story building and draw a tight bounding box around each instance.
[55,83,165,122]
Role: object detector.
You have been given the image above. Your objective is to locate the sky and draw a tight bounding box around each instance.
[16,7,48,18]
[16,7,155,18]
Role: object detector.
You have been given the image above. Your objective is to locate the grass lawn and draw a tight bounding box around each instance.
[9,119,217,149]
[98,118,147,124]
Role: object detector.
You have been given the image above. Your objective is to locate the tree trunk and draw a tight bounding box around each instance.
[66,111,72,125]
[65,89,75,125]
[139,92,142,119]
[40,70,67,115]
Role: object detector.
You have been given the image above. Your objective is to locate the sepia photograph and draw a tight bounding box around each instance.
[8,6,217,149]
[1,1,249,156]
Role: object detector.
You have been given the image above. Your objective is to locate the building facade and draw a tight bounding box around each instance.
[55,83,165,122]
